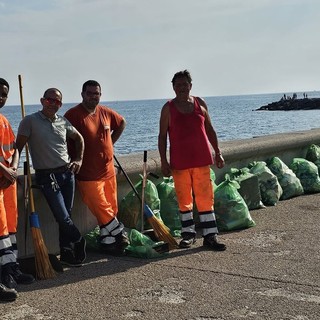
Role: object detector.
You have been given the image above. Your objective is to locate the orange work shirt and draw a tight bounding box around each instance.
[0,114,15,178]
[64,104,124,181]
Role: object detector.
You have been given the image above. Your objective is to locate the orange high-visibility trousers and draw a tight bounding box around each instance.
[172,166,214,212]
[0,182,18,237]
[172,166,218,236]
[76,176,118,226]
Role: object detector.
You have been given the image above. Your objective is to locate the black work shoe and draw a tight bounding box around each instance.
[100,231,130,256]
[60,249,83,267]
[0,283,17,302]
[179,235,196,248]
[74,237,86,263]
[1,263,35,289]
[1,273,17,290]
[203,234,226,251]
[100,242,125,256]
[10,264,35,285]
[115,232,130,250]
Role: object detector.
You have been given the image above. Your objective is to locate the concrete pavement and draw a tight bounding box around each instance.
[1,193,320,320]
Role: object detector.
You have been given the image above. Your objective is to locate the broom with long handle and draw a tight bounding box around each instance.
[18,75,56,279]
[23,161,29,254]
[114,154,178,250]
[140,151,147,233]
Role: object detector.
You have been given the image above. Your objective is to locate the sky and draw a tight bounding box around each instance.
[1,0,320,105]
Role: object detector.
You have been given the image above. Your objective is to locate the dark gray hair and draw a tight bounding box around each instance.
[171,70,192,85]
[43,88,63,99]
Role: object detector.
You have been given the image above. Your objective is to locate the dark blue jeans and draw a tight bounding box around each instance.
[35,169,81,250]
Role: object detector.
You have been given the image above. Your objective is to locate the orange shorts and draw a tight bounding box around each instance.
[172,166,214,212]
[77,176,118,226]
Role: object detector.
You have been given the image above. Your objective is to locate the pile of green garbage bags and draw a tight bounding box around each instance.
[118,144,320,234]
[85,144,320,258]
[213,144,320,230]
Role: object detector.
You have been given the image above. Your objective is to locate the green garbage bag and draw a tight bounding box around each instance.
[156,177,181,237]
[124,229,167,259]
[266,157,304,200]
[118,176,162,230]
[84,227,167,259]
[226,167,264,210]
[306,144,320,172]
[289,158,320,193]
[84,226,100,252]
[210,168,218,190]
[227,167,251,180]
[214,176,256,231]
[118,189,140,229]
[248,161,282,206]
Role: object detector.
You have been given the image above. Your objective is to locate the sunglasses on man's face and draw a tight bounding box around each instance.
[44,97,62,107]
[1,93,8,99]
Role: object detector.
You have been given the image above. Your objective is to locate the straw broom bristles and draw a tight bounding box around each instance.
[146,215,179,250]
[31,225,56,279]
[143,204,179,250]
[140,151,178,250]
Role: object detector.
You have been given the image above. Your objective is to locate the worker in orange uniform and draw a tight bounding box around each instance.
[64,80,129,255]
[158,70,226,251]
[0,78,34,302]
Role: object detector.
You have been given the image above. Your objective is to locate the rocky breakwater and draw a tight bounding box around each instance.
[256,98,320,111]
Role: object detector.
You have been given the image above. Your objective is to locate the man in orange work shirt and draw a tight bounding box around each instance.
[158,70,226,251]
[64,80,129,255]
[0,78,34,302]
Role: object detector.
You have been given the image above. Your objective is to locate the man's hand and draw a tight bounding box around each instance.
[215,153,225,169]
[1,167,17,183]
[69,160,82,174]
[161,160,171,177]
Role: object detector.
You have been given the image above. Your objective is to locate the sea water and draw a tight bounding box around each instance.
[2,90,320,166]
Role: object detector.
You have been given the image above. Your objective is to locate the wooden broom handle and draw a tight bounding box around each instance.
[18,75,36,212]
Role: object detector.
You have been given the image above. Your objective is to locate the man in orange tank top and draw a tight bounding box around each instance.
[158,70,226,251]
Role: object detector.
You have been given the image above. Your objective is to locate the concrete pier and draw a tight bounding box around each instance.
[3,189,320,319]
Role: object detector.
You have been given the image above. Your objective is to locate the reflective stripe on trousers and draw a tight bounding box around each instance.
[100,218,124,244]
[0,235,16,266]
